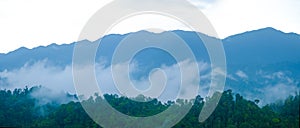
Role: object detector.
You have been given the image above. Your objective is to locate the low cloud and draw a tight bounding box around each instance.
[235,70,248,79]
[95,60,211,102]
[262,83,299,104]
[30,86,76,105]
[0,59,211,103]
[244,70,300,105]
[1,60,298,106]
[0,60,74,93]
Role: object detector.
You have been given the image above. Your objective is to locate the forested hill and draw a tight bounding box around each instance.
[0,86,299,128]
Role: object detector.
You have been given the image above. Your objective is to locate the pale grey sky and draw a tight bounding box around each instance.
[0,0,299,53]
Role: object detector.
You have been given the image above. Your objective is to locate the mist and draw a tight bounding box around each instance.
[0,59,299,105]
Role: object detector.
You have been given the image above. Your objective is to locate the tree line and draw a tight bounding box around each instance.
[0,86,299,128]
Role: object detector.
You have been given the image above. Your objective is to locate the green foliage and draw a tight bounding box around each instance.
[0,86,299,128]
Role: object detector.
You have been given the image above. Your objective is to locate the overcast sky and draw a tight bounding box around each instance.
[0,0,299,53]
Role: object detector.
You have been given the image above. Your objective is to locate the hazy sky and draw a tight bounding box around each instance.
[0,0,299,53]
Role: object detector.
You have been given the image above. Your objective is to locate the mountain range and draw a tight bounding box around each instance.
[1,27,299,70]
[0,27,299,105]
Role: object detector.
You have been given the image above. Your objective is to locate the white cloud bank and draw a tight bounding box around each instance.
[245,71,300,105]
[0,59,298,105]
[0,60,74,93]
[0,60,212,102]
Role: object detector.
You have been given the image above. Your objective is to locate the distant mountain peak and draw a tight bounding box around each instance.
[258,27,278,31]
[252,27,285,34]
[223,27,295,41]
[13,47,30,53]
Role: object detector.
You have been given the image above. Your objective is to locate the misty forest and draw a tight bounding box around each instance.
[0,86,298,128]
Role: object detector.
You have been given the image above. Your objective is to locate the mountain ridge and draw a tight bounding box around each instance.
[1,27,300,71]
[3,27,299,55]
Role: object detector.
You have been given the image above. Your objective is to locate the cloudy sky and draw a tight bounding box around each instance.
[0,0,299,53]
